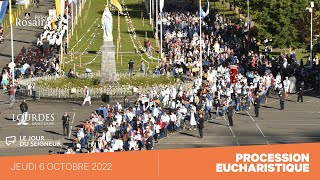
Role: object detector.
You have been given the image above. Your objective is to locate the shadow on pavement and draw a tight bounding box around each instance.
[261,105,280,110]
[4,117,13,121]
[44,130,61,136]
[67,101,82,106]
[207,121,226,126]
[237,112,250,117]
[179,132,196,137]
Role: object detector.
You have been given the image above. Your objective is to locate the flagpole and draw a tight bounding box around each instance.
[160,12,163,59]
[60,0,64,75]
[79,0,81,17]
[117,10,120,62]
[67,3,69,48]
[199,0,202,82]
[71,2,74,35]
[75,0,78,25]
[155,0,158,47]
[149,0,151,25]
[9,0,14,85]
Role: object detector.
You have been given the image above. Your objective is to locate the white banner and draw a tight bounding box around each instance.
[60,0,65,16]
[16,0,30,5]
[160,0,164,13]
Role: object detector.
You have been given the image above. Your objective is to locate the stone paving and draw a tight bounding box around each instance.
[0,92,319,156]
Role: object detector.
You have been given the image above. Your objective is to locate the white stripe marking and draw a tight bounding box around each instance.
[72,112,75,124]
[246,111,255,122]
[256,124,266,138]
[69,126,72,138]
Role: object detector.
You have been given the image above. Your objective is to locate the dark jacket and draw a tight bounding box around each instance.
[124,98,129,108]
[254,98,260,108]
[298,83,305,94]
[227,106,234,117]
[62,115,70,125]
[213,98,220,107]
[198,117,204,129]
[20,102,28,113]
[145,136,153,150]
[280,91,286,101]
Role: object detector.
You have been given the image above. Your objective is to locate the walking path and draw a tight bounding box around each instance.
[0,1,55,102]
[0,1,55,68]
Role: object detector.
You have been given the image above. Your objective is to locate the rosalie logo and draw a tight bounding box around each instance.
[15,13,47,27]
[24,13,30,19]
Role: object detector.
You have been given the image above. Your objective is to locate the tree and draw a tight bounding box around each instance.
[230,0,320,48]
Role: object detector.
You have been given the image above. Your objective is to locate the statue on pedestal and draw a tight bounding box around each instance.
[102,6,113,41]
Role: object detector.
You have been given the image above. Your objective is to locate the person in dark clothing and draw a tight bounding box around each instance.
[19,100,29,125]
[279,89,286,110]
[62,112,70,136]
[254,95,260,117]
[145,133,153,150]
[197,113,204,138]
[297,81,305,103]
[213,96,220,119]
[123,96,129,109]
[64,42,68,54]
[226,105,234,126]
[128,59,134,76]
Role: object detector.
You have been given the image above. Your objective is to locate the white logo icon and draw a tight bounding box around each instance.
[6,136,16,146]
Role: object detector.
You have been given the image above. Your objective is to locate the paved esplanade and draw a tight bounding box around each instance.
[0,92,320,156]
[0,1,55,68]
[155,93,320,149]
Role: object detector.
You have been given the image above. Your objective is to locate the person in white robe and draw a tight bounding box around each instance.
[189,105,197,130]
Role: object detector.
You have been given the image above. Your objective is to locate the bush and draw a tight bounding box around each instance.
[36,75,177,89]
[118,75,176,87]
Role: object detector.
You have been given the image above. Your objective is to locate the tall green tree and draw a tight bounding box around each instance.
[230,0,320,48]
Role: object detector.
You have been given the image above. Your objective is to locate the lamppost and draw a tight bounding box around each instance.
[306,1,314,68]
[247,0,250,55]
[199,0,203,81]
[149,0,152,25]
[223,0,225,22]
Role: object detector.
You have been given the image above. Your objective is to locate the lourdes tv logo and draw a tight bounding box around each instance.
[15,13,47,27]
[13,113,56,126]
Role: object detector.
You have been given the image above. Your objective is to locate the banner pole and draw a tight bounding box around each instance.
[71,2,74,35]
[67,4,69,48]
[9,0,14,86]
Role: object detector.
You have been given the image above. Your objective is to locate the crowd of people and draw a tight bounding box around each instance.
[63,2,320,153]
[0,1,71,91]
[65,73,304,154]
[155,2,320,101]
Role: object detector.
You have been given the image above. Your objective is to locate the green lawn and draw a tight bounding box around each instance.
[270,49,308,63]
[210,1,238,16]
[64,0,160,74]
[64,0,312,74]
